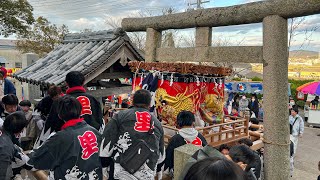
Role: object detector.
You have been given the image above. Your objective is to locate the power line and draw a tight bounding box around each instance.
[30,0,105,7]
[30,0,168,17]
[187,0,210,11]
[27,0,185,30]
[31,0,145,11]
[32,7,168,18]
[32,7,170,21]
[29,0,185,19]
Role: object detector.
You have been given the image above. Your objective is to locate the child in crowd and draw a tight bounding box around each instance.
[19,100,39,151]
[219,144,230,155]
[164,111,207,178]
[230,106,239,120]
[249,118,260,131]
[27,96,103,179]
[0,112,29,180]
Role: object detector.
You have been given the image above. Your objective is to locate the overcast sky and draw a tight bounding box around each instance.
[9,0,320,51]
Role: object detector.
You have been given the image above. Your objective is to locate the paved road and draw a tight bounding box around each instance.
[293,126,320,180]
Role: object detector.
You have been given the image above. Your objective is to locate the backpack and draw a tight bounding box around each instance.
[120,139,152,174]
[119,114,154,174]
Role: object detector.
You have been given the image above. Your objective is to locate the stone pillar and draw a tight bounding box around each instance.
[195,27,212,47]
[21,53,41,104]
[263,15,290,180]
[174,144,200,180]
[145,28,162,62]
[195,27,212,62]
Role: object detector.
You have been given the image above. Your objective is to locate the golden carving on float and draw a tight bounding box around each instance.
[205,94,224,114]
[156,88,194,124]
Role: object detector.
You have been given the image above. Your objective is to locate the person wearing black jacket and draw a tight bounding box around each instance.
[37,71,104,148]
[34,85,61,120]
[238,138,262,179]
[0,112,28,180]
[27,96,103,180]
[32,86,62,139]
[311,96,319,107]
[100,89,164,180]
[248,94,259,118]
[229,145,258,180]
[0,95,23,148]
[164,111,207,176]
[0,94,21,121]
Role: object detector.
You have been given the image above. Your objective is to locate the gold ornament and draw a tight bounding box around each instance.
[204,94,224,116]
[156,88,195,123]
[161,105,176,126]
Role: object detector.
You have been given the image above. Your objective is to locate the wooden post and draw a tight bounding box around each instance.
[263,15,290,180]
[145,28,162,62]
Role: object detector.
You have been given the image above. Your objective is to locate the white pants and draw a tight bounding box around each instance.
[292,135,299,154]
[290,156,294,177]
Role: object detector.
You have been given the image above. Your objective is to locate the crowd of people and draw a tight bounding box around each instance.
[0,69,310,180]
[225,93,262,120]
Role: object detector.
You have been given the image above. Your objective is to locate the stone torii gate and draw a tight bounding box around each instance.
[122,0,320,179]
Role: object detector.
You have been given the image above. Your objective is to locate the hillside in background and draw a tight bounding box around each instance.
[289,50,319,59]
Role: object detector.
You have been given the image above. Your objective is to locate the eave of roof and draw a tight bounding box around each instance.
[13,28,144,86]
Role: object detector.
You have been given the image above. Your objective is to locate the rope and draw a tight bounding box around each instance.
[260,136,290,146]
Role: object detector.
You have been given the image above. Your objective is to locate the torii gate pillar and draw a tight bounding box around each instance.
[263,15,290,179]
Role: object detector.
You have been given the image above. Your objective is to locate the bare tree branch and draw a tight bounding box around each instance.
[105,8,178,51]
[105,15,121,29]
[288,17,319,61]
[176,31,195,48]
[288,17,306,51]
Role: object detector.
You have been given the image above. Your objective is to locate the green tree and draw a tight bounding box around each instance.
[251,76,263,81]
[16,16,69,57]
[232,77,241,81]
[0,0,34,37]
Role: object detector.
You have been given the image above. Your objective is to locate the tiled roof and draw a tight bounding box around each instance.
[13,28,144,85]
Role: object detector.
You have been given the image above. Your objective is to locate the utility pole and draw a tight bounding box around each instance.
[187,0,210,10]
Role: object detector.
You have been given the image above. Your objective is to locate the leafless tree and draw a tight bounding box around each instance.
[211,37,247,78]
[288,17,306,51]
[176,31,249,78]
[177,32,196,47]
[288,17,319,52]
[287,17,319,78]
[104,15,121,29]
[105,14,145,51]
[105,7,177,52]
